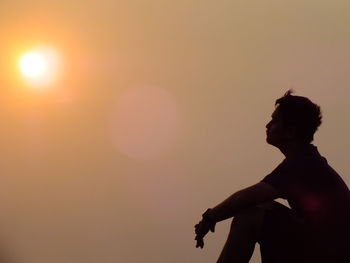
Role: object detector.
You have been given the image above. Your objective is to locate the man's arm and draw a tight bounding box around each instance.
[206,182,280,223]
[194,182,280,248]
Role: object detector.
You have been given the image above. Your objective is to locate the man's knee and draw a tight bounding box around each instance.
[232,204,267,230]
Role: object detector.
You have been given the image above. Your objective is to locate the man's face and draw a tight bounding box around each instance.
[265,107,295,147]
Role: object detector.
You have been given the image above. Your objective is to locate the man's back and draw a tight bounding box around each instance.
[261,144,350,261]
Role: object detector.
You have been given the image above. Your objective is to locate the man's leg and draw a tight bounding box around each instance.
[216,201,305,263]
[216,205,266,263]
[258,202,306,263]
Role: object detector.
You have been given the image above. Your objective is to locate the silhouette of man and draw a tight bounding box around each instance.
[194,90,350,263]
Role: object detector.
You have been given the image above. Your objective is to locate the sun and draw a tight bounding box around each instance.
[20,52,46,77]
[19,48,61,87]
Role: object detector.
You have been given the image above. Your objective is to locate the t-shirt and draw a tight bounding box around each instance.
[261,144,350,252]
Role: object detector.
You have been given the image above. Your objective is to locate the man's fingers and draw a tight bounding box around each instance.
[194,223,202,235]
[196,238,204,248]
[195,235,204,248]
[195,228,200,235]
[194,221,207,248]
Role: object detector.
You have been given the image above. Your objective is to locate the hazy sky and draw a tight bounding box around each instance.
[0,1,349,262]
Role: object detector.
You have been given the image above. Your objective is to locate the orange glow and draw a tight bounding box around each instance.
[0,14,88,104]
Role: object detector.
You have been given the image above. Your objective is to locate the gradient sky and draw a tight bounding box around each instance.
[0,1,349,262]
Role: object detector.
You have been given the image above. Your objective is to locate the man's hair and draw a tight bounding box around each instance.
[275,90,322,144]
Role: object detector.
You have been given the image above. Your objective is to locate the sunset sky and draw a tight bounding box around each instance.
[0,1,349,262]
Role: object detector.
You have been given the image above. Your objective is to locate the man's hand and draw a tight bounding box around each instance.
[194,219,215,248]
[193,183,279,249]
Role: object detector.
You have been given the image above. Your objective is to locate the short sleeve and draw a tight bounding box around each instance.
[261,159,295,199]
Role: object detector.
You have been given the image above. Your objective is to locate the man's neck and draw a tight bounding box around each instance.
[279,142,311,159]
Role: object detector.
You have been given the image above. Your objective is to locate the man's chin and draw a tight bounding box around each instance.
[266,136,271,144]
[266,137,277,147]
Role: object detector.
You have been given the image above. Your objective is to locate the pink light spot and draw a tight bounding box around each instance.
[110,86,182,161]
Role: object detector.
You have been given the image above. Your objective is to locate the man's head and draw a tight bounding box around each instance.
[266,90,322,147]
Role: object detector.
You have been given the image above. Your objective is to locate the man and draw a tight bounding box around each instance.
[194,90,350,263]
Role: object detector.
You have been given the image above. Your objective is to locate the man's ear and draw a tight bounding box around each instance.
[285,126,297,139]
